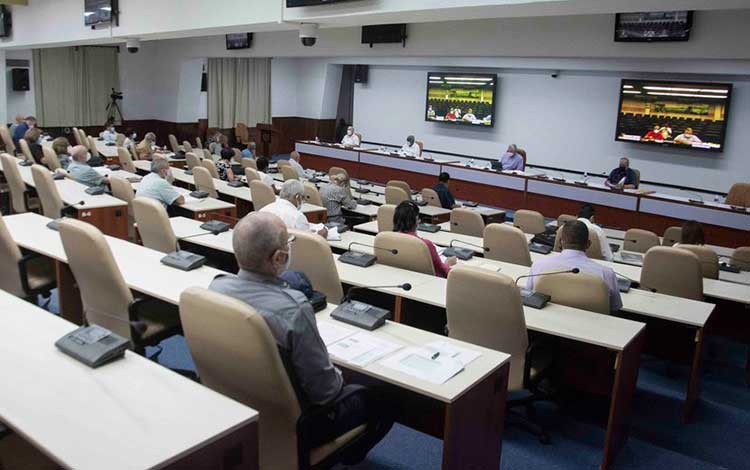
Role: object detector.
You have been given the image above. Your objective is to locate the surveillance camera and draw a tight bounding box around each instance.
[125,39,140,54]
[551,71,560,79]
[299,23,319,47]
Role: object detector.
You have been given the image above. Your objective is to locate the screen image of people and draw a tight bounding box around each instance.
[615,79,731,151]
[426,73,495,126]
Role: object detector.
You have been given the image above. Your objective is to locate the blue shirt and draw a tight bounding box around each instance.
[136,172,181,207]
[68,160,105,187]
[241,149,255,159]
[431,182,455,209]
[12,122,29,144]
[500,152,524,171]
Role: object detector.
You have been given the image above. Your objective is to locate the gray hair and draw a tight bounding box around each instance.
[507,144,518,153]
[330,173,348,185]
[232,212,287,272]
[150,158,170,173]
[145,132,156,141]
[279,179,304,200]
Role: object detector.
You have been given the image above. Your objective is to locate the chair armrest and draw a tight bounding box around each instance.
[17,252,45,295]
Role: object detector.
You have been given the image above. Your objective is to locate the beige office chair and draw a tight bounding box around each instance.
[232,148,243,164]
[732,247,750,271]
[355,132,363,145]
[129,142,140,161]
[303,182,323,206]
[192,166,218,198]
[41,146,60,171]
[109,176,136,240]
[87,136,100,158]
[725,183,750,207]
[277,159,291,168]
[168,134,182,154]
[18,139,34,163]
[384,186,409,205]
[328,166,349,180]
[513,209,546,235]
[421,187,441,207]
[1,153,39,213]
[376,204,396,232]
[386,180,412,195]
[281,165,299,181]
[71,127,82,145]
[677,245,719,279]
[116,146,137,173]
[535,272,611,314]
[179,287,374,470]
[58,218,181,353]
[202,148,213,161]
[449,208,484,237]
[415,140,424,156]
[250,179,276,210]
[202,159,220,179]
[557,214,576,226]
[484,223,532,267]
[374,232,435,275]
[245,167,261,183]
[446,266,552,443]
[632,168,641,188]
[640,246,703,300]
[182,140,194,154]
[662,226,682,246]
[0,125,16,154]
[551,225,604,260]
[623,228,660,253]
[185,152,201,172]
[0,212,55,300]
[289,229,344,302]
[132,197,179,254]
[195,136,203,149]
[30,165,64,220]
[116,133,126,147]
[234,122,250,145]
[242,158,258,170]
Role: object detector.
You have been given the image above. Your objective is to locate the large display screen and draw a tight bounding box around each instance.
[425,73,496,127]
[615,79,732,152]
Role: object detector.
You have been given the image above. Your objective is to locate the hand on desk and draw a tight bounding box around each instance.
[446,256,458,267]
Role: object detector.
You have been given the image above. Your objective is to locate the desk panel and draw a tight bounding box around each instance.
[359,152,443,177]
[296,142,360,162]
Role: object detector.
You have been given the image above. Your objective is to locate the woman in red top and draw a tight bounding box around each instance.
[393,201,457,278]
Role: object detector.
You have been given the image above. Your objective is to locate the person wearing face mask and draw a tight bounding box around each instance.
[401,135,420,157]
[605,157,638,190]
[135,158,185,208]
[341,126,360,147]
[67,145,108,188]
[12,116,36,146]
[499,144,524,171]
[261,180,328,238]
[209,212,394,455]
[122,129,137,149]
[101,122,117,143]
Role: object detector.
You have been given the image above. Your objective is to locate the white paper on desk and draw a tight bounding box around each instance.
[380,347,464,385]
[317,321,356,346]
[327,332,402,367]
[425,341,481,367]
[326,226,341,241]
[617,176,626,186]
[93,167,111,176]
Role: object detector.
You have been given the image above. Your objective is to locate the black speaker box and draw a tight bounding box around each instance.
[354,64,369,84]
[11,68,29,91]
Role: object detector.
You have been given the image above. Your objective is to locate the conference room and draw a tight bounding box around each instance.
[1,1,750,469]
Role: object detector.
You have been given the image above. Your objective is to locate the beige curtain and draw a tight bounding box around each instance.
[208,57,271,128]
[33,46,120,127]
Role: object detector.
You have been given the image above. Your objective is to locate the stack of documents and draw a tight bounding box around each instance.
[380,341,481,385]
[319,322,402,367]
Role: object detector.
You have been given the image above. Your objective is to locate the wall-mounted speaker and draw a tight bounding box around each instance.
[11,68,29,91]
[353,64,369,84]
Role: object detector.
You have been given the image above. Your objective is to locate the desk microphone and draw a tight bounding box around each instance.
[343,283,412,303]
[514,268,580,309]
[339,242,397,268]
[46,201,86,231]
[443,239,487,260]
[514,268,580,286]
[683,190,705,205]
[332,283,412,330]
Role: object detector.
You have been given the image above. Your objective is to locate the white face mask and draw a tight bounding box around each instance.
[347,130,353,136]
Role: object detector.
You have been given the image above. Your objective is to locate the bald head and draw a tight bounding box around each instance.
[233,212,289,275]
[290,151,300,162]
[70,145,88,162]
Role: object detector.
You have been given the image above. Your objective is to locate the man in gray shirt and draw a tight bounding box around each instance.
[320,173,358,224]
[210,212,392,455]
[67,145,107,188]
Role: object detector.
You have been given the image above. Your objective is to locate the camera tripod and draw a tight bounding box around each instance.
[105,95,124,125]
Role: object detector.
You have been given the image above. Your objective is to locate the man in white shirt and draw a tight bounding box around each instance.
[527,220,622,312]
[341,126,360,147]
[674,127,703,145]
[261,180,328,238]
[576,204,613,261]
[288,151,305,178]
[101,124,117,143]
[462,108,477,122]
[401,135,420,157]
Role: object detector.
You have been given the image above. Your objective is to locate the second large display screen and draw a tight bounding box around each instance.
[425,73,496,127]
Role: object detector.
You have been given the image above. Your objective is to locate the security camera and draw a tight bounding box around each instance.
[300,23,319,47]
[125,39,140,54]
[551,70,560,79]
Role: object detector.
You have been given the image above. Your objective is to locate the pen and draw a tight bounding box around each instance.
[431,352,440,360]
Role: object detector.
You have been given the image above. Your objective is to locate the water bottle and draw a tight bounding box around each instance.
[583,171,589,183]
[469,158,475,167]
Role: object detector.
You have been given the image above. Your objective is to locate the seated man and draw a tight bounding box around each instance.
[136,158,185,208]
[499,144,524,171]
[401,135,420,157]
[577,203,613,261]
[67,145,107,188]
[136,132,157,160]
[642,125,664,142]
[341,126,360,147]
[241,141,257,159]
[320,173,357,224]
[101,122,117,143]
[210,212,392,453]
[674,127,703,146]
[288,151,305,178]
[261,180,327,237]
[12,116,36,146]
[604,157,637,189]
[461,107,477,122]
[527,220,622,312]
[255,157,277,188]
[432,172,458,209]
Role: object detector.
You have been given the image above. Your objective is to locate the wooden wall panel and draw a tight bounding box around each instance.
[272,117,336,154]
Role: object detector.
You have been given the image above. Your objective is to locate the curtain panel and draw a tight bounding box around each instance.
[207,57,271,129]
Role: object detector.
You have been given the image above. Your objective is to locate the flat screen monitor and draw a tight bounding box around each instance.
[226,33,253,50]
[615,79,732,153]
[425,73,496,128]
[0,6,11,38]
[84,0,117,27]
[614,11,693,42]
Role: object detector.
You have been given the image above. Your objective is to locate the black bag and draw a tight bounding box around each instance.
[280,270,327,312]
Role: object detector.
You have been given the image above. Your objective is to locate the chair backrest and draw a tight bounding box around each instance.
[384,186,409,205]
[250,179,276,210]
[289,229,344,302]
[245,167,260,183]
[0,212,24,297]
[71,127,82,145]
[30,164,63,219]
[386,180,411,195]
[623,228,660,253]
[535,272,611,315]
[662,226,682,246]
[277,159,291,168]
[725,183,750,207]
[116,146,136,173]
[421,187,441,207]
[355,132,363,144]
[179,287,302,470]
[185,152,201,170]
[632,168,641,188]
[132,197,178,254]
[0,126,15,154]
[1,153,30,213]
[59,219,135,339]
[241,158,257,170]
[483,223,532,267]
[640,246,703,300]
[376,204,396,232]
[303,182,323,206]
[513,209,546,235]
[18,139,34,163]
[449,208,484,237]
[557,214,576,226]
[129,142,139,161]
[195,136,203,149]
[732,247,750,271]
[116,133,126,146]
[374,231,435,275]
[328,166,349,179]
[41,146,60,171]
[109,176,135,228]
[202,148,213,160]
[168,134,180,154]
[281,165,299,181]
[232,148,242,163]
[183,140,194,154]
[192,166,218,198]
[447,267,528,390]
[87,137,99,157]
[677,245,719,279]
[415,140,424,156]
[202,159,220,179]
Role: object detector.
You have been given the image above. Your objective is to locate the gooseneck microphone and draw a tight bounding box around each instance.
[342,283,412,304]
[348,241,397,255]
[449,239,488,252]
[515,268,580,286]
[339,242,397,267]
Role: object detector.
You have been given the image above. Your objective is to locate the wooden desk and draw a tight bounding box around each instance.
[0,290,259,470]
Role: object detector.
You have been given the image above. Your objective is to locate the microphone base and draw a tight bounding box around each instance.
[199,220,230,234]
[417,223,441,233]
[339,251,377,267]
[617,278,632,293]
[519,288,551,309]
[46,219,62,231]
[331,301,390,331]
[443,247,474,260]
[528,242,553,255]
[160,250,207,271]
[688,198,705,205]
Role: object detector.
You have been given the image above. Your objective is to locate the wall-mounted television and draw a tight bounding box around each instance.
[615,79,732,152]
[226,33,253,50]
[425,73,496,128]
[0,6,11,38]
[614,11,693,42]
[84,0,118,27]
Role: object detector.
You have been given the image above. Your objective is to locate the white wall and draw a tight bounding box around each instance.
[4,50,35,121]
